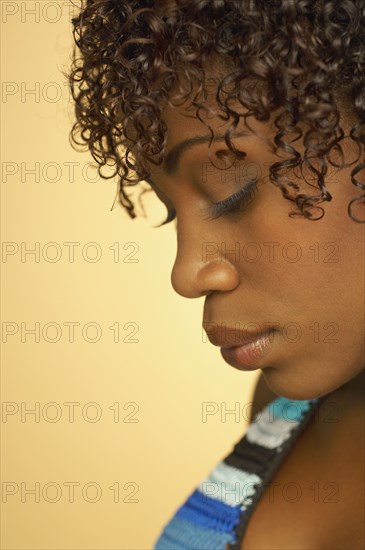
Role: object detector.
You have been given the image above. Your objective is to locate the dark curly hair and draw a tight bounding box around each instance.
[66,0,365,225]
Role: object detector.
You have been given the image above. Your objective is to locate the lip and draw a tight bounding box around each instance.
[203,324,275,370]
[203,324,275,348]
[220,332,273,370]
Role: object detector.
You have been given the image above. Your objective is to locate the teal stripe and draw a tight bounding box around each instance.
[270,397,315,421]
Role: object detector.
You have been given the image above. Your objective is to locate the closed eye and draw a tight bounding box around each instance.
[146,177,258,227]
[200,179,258,221]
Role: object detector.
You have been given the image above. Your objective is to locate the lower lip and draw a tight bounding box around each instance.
[220,332,274,370]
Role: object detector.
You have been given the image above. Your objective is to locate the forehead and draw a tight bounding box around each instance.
[123,59,275,164]
[126,60,355,179]
[162,100,274,147]
[144,93,285,186]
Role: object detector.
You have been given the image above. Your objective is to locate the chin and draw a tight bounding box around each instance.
[262,368,338,402]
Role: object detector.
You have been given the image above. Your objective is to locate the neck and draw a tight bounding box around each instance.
[314,367,365,447]
[337,367,365,404]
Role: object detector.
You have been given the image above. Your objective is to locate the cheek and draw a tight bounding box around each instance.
[234,181,365,323]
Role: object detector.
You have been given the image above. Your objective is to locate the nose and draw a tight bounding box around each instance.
[170,222,240,299]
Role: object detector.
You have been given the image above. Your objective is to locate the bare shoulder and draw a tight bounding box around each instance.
[247,371,278,424]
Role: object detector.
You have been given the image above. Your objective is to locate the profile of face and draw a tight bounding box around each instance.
[144,81,365,401]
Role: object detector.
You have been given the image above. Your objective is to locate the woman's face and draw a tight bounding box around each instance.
[144,90,365,400]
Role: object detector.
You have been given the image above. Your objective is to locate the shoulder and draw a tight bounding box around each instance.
[247,371,278,424]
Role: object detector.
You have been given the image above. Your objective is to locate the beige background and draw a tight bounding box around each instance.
[1,2,258,548]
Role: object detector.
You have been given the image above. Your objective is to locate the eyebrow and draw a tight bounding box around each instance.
[146,129,252,186]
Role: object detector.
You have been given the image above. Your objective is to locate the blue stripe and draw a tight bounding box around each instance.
[176,489,241,531]
[154,516,236,549]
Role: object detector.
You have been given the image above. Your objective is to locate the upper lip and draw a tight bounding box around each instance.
[203,324,275,349]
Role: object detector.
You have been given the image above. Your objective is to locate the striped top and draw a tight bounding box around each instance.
[153,394,325,549]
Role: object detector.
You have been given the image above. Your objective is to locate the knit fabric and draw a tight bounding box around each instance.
[154,394,325,550]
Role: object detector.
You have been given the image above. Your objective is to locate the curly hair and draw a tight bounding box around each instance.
[66,0,365,225]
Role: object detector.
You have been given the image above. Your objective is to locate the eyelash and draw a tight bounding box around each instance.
[156,178,258,226]
[201,178,258,221]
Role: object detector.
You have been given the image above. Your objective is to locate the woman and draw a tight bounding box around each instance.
[68,1,364,548]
